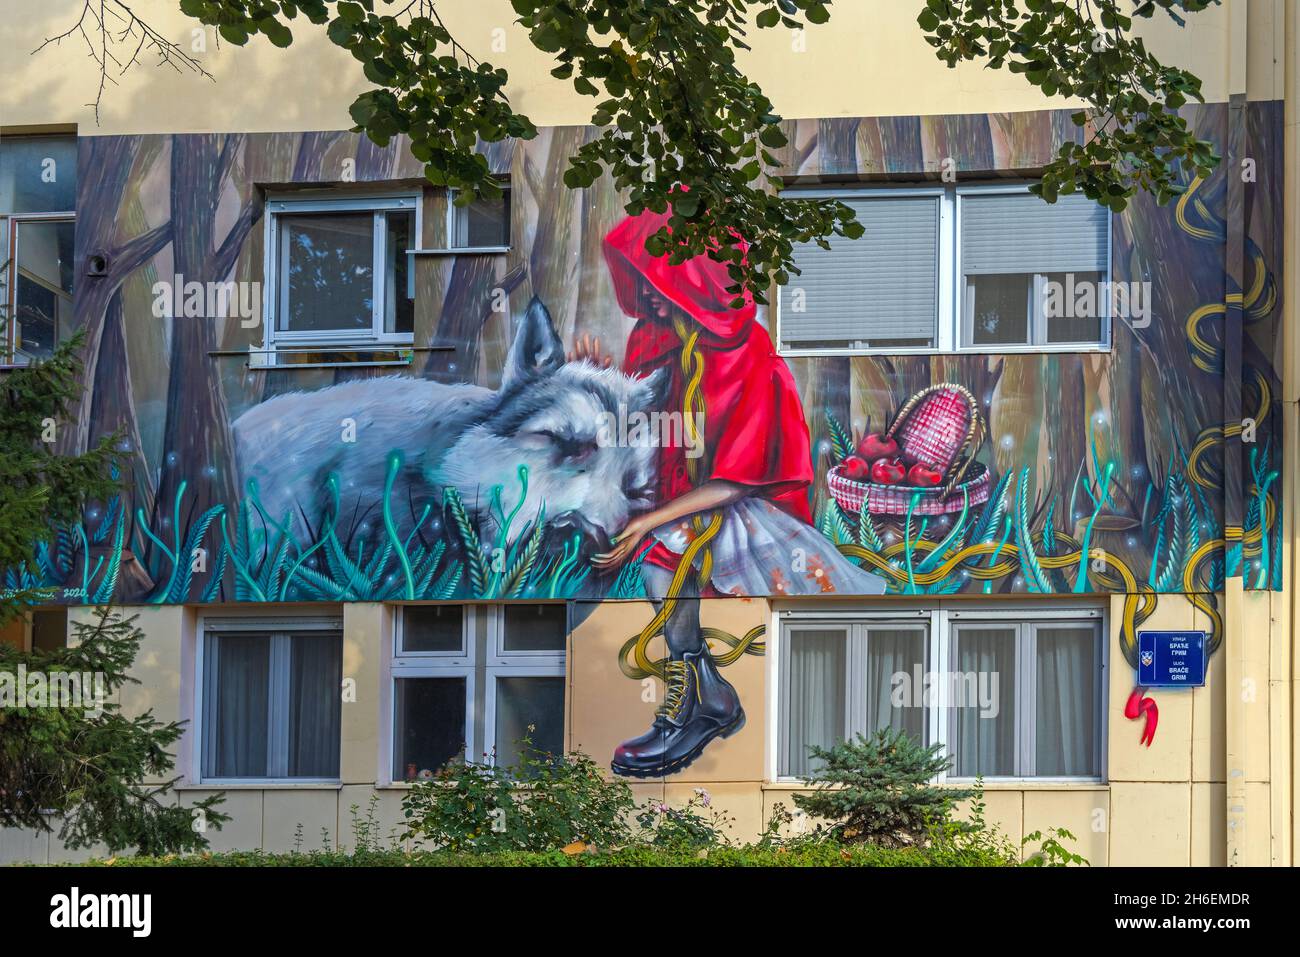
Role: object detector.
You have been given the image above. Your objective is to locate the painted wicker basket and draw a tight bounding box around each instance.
[827,383,992,516]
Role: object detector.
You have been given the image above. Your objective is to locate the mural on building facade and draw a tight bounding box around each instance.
[2,104,1284,768]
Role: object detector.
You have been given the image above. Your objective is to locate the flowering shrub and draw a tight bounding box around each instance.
[634,789,735,848]
[400,735,635,853]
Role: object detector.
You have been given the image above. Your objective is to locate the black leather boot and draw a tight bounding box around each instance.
[611,647,746,778]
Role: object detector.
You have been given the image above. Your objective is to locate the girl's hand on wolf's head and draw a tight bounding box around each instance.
[591,515,649,570]
[567,334,613,368]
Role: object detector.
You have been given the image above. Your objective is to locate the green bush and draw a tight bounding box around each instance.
[400,737,635,852]
[69,843,1019,867]
[794,728,973,848]
[64,781,1084,868]
[634,789,735,848]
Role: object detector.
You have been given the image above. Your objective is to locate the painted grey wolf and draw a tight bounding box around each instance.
[232,297,666,555]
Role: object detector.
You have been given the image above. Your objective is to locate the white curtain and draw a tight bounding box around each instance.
[866,627,927,744]
[203,631,341,779]
[204,634,270,779]
[1035,626,1097,776]
[288,634,342,778]
[952,626,1017,776]
[784,629,846,777]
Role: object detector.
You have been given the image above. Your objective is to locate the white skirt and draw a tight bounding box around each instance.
[649,497,888,597]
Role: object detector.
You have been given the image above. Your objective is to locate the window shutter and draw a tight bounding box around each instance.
[779,194,940,348]
[961,191,1108,275]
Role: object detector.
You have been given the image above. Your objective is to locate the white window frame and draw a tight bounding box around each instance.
[776,182,1112,357]
[195,614,344,786]
[389,605,477,780]
[770,603,1107,785]
[443,185,511,253]
[3,212,76,368]
[775,607,935,780]
[409,185,513,256]
[385,603,566,782]
[260,191,420,359]
[394,604,472,665]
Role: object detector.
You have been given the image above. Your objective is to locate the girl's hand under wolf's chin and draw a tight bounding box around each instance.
[591,516,651,570]
[592,481,754,571]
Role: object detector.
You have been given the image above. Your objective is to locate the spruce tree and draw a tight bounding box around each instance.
[794,728,972,848]
[0,309,226,854]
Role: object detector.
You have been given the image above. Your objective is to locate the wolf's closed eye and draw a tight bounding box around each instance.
[534,429,598,465]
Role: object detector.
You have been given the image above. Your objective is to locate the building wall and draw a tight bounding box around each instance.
[0,0,1276,135]
[4,588,1281,865]
[0,1,1295,866]
[20,98,1283,611]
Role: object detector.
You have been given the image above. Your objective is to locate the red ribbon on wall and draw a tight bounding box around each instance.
[1124,685,1158,747]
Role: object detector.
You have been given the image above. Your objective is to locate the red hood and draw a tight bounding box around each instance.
[602,204,755,341]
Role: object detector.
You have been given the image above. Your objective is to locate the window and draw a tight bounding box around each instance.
[1,134,77,365]
[30,607,68,652]
[959,190,1108,349]
[447,186,510,250]
[777,607,1104,781]
[780,614,930,777]
[390,603,566,781]
[199,618,343,782]
[777,184,1110,354]
[6,217,74,362]
[263,193,417,353]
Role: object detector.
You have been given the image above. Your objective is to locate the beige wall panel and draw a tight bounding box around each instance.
[760,787,822,841]
[1108,782,1191,866]
[662,781,766,845]
[1190,781,1227,866]
[116,606,186,728]
[0,827,51,865]
[340,603,386,786]
[338,786,411,852]
[1240,592,1273,784]
[176,789,263,854]
[262,788,340,853]
[1023,788,1110,867]
[957,788,1023,850]
[1192,601,1227,783]
[1242,781,1274,866]
[568,598,767,784]
[1107,594,1194,783]
[47,830,108,864]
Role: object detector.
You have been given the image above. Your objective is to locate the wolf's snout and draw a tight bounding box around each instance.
[547,510,612,558]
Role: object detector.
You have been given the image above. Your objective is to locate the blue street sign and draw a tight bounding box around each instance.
[1137,631,1207,687]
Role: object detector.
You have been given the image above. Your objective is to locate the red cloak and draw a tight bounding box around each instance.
[603,206,813,525]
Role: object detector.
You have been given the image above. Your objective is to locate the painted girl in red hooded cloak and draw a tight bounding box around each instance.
[585,204,885,777]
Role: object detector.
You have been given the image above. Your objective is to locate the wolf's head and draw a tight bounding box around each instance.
[432,297,669,555]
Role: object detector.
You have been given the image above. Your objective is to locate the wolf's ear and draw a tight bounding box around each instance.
[503,296,565,389]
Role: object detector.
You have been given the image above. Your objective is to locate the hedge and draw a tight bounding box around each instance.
[73,843,1018,867]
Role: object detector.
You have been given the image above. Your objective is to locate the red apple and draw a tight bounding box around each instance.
[907,463,943,487]
[871,457,907,485]
[856,432,899,462]
[840,455,871,480]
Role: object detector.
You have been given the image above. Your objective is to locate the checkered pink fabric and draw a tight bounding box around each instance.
[892,388,970,473]
[828,463,991,516]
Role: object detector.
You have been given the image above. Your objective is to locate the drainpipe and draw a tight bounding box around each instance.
[1223,0,1249,869]
[1284,0,1300,869]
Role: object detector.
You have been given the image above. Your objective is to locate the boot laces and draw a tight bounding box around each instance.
[656,660,696,722]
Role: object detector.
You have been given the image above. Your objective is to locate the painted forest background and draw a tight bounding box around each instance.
[19,102,1283,619]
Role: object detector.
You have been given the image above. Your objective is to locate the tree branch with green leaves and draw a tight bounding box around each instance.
[72,0,1219,299]
[916,0,1220,207]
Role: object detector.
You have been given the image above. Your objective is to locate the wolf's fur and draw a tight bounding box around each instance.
[232,297,666,550]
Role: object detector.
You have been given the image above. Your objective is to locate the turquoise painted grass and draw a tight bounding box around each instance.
[815,408,1273,595]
